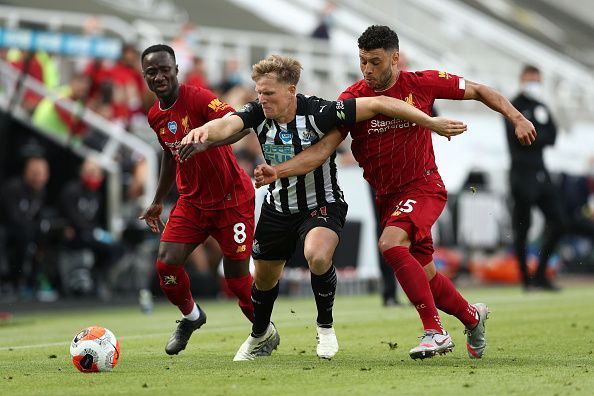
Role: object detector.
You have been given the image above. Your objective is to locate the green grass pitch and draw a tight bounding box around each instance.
[1,285,593,395]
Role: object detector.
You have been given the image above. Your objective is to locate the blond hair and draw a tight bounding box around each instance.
[251,55,302,85]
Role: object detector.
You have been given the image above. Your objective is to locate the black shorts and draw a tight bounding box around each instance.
[252,201,348,261]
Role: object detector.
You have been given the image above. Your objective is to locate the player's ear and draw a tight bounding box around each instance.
[392,51,399,67]
[288,85,297,96]
[175,65,179,75]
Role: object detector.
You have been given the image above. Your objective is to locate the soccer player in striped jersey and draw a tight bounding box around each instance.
[140,44,255,356]
[179,54,465,361]
[252,26,537,360]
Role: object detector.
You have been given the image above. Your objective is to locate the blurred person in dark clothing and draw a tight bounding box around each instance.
[505,65,562,291]
[0,155,50,295]
[59,158,123,298]
[311,1,336,40]
[218,58,243,94]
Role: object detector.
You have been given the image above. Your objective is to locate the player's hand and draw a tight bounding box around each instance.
[254,164,278,188]
[139,203,165,233]
[514,118,537,146]
[430,117,467,141]
[178,127,209,162]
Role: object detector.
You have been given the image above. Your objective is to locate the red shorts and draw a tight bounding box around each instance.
[377,177,447,265]
[161,198,255,261]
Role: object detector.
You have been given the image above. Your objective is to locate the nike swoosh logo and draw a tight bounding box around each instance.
[435,338,449,346]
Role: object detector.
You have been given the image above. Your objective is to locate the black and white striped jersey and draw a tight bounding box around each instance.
[234,94,356,214]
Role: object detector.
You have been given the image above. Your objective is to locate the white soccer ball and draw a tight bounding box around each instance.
[70,326,120,372]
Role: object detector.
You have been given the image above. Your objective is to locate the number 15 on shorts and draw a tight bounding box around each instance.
[391,199,417,217]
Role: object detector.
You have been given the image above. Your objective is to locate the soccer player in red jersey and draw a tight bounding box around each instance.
[253,26,536,360]
[140,44,255,355]
[179,55,465,361]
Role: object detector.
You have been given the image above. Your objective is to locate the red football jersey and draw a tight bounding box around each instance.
[148,84,254,209]
[339,70,465,195]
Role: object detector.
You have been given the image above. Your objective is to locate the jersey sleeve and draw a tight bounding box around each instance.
[188,86,235,122]
[232,100,265,129]
[308,96,356,133]
[147,108,168,152]
[417,70,466,100]
[336,90,357,138]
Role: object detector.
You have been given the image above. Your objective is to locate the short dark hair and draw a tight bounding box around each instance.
[358,25,399,52]
[141,44,176,63]
[521,64,540,76]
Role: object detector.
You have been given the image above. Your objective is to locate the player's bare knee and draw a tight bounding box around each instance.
[378,238,409,254]
[306,254,331,275]
[157,249,181,266]
[254,274,279,291]
[423,262,437,280]
[304,246,331,272]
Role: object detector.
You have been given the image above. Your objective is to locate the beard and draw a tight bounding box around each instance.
[373,69,394,91]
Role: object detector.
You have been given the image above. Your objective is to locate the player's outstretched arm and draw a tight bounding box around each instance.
[179,115,246,161]
[354,96,467,140]
[463,80,536,145]
[181,129,253,158]
[254,129,344,188]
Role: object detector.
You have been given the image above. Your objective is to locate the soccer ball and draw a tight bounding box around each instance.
[70,326,120,372]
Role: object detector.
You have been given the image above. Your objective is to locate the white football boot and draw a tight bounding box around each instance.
[233,322,280,361]
[316,326,339,359]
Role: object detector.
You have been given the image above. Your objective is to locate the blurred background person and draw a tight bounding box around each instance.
[311,1,336,40]
[58,158,124,300]
[32,73,91,144]
[218,58,243,95]
[185,56,210,90]
[505,65,562,291]
[0,154,50,299]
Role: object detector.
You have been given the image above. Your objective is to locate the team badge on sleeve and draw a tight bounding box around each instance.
[238,103,253,113]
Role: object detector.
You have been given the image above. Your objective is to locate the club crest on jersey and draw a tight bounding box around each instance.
[301,129,317,142]
[279,130,292,144]
[167,121,177,134]
[405,93,416,107]
[181,116,190,133]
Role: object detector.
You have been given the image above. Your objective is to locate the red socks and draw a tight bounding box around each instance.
[383,246,443,333]
[225,274,255,322]
[429,272,478,328]
[156,260,195,315]
[157,259,254,322]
